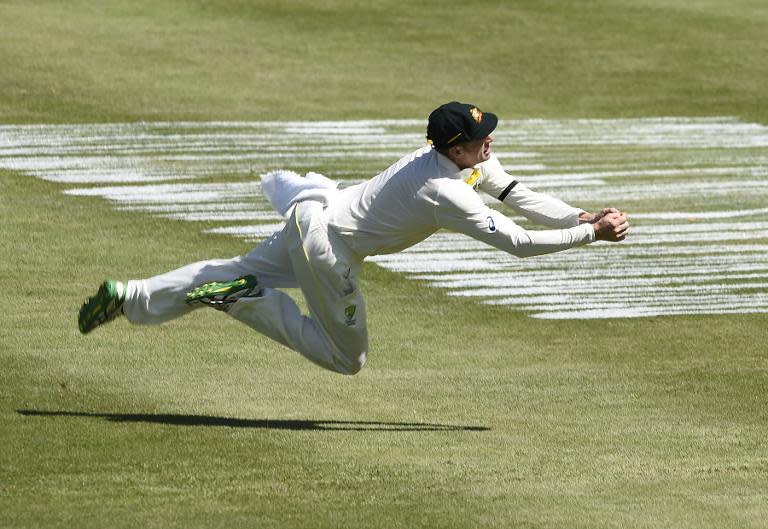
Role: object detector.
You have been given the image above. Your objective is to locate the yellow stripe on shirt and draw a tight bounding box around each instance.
[464,169,481,187]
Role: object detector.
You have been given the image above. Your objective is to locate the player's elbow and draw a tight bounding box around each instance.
[503,233,541,259]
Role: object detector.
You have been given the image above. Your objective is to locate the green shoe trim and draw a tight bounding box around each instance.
[78,280,125,334]
[186,275,261,309]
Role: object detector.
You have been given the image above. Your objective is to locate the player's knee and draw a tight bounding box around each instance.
[336,350,367,375]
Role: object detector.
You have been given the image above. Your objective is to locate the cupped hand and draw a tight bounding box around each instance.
[593,211,629,241]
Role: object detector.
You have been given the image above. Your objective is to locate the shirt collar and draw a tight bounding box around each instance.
[435,150,477,180]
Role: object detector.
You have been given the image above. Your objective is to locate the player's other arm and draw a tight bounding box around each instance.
[479,156,629,232]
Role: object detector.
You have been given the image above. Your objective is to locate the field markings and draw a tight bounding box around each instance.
[1,118,767,319]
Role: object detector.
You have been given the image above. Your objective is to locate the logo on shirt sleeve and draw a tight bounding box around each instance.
[486,215,497,232]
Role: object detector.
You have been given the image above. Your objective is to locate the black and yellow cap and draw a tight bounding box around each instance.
[426,102,498,149]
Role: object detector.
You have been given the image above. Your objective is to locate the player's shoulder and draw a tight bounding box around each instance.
[431,175,486,212]
[376,144,435,183]
[407,145,436,166]
[397,145,437,171]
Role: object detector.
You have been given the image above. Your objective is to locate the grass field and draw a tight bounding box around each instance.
[1,1,767,528]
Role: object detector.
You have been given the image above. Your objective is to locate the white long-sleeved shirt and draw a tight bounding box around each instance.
[325,145,595,259]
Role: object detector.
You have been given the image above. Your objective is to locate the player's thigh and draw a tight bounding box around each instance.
[240,227,297,288]
[290,208,368,353]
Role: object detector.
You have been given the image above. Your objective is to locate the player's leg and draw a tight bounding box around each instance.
[123,228,299,325]
[224,202,368,375]
[78,229,295,333]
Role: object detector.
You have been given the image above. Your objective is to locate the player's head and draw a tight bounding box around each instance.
[427,101,497,169]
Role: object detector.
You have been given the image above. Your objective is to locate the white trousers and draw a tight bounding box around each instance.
[122,201,368,375]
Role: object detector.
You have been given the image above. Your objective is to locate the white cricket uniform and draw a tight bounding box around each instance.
[122,146,595,374]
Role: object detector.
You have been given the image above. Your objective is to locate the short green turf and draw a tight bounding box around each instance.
[1,0,767,123]
[1,1,767,528]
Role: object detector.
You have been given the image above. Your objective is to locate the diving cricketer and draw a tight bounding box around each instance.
[79,102,629,374]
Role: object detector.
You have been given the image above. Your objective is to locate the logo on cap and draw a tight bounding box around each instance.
[470,107,483,124]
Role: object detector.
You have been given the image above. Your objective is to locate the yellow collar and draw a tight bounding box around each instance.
[464,168,481,187]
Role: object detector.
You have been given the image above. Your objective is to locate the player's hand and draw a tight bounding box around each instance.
[579,208,623,225]
[589,207,622,223]
[593,211,629,241]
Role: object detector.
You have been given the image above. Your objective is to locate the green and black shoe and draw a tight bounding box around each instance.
[186,275,261,310]
[78,279,126,334]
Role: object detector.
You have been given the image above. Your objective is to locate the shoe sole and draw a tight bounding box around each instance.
[186,276,260,308]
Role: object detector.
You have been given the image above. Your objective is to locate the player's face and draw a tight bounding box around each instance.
[449,136,493,169]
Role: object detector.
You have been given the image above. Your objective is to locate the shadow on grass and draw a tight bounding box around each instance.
[17,409,490,432]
